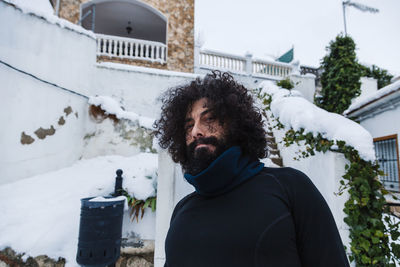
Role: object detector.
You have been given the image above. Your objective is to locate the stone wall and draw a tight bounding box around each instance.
[58,0,194,73]
[0,247,154,267]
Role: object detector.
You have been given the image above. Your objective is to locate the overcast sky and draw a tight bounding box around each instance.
[195,0,400,76]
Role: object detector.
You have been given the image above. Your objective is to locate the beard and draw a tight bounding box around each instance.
[183,136,228,176]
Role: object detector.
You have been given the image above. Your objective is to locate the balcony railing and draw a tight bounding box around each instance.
[197,49,293,78]
[96,34,167,64]
[199,51,246,72]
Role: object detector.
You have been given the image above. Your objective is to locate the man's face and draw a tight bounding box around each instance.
[184,98,227,174]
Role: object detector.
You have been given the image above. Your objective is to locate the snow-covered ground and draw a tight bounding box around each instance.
[0,153,157,266]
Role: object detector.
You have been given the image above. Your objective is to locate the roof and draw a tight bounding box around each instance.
[344,80,400,120]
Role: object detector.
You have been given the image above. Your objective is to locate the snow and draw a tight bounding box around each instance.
[260,81,376,162]
[344,80,400,115]
[0,153,157,266]
[9,0,54,14]
[89,96,155,129]
[5,0,95,39]
[97,62,200,79]
[89,196,126,202]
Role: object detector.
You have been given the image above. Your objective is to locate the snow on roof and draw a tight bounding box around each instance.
[344,80,400,116]
[4,0,96,39]
[260,81,375,162]
[0,153,157,266]
[89,96,155,129]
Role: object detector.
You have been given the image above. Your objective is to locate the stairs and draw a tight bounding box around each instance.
[266,131,283,167]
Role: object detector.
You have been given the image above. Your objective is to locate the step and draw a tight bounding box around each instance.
[269,149,280,157]
[266,132,274,137]
[267,143,278,150]
[266,136,276,143]
[270,157,283,167]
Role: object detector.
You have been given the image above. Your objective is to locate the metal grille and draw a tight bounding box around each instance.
[374,137,400,192]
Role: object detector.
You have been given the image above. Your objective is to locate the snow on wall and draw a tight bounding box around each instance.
[261,81,376,162]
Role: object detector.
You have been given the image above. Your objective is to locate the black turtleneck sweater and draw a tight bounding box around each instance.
[164,167,350,267]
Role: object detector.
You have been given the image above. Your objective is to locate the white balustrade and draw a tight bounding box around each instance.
[96,34,167,63]
[198,50,293,78]
[199,50,246,72]
[252,61,292,77]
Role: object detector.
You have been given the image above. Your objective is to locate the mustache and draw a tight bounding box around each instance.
[187,136,220,154]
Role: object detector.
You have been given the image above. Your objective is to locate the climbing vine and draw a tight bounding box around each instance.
[256,89,400,266]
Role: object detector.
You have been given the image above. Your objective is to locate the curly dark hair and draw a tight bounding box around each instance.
[154,70,267,165]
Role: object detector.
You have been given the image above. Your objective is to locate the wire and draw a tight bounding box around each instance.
[0,59,89,99]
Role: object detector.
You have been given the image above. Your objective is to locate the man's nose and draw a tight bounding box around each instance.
[191,121,204,139]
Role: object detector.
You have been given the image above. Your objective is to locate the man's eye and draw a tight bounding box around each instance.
[185,124,193,131]
[206,116,215,122]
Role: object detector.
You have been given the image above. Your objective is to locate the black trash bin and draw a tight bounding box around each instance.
[76,197,125,267]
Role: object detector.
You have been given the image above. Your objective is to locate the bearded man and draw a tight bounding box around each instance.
[154,71,350,267]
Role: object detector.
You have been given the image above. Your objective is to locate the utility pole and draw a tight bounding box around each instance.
[342,0,379,36]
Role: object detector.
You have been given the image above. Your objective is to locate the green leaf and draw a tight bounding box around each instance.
[151,198,156,212]
[143,198,151,209]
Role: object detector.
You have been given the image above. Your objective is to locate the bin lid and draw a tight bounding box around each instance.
[81,196,125,209]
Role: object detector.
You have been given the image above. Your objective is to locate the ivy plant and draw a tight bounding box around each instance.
[316,34,362,114]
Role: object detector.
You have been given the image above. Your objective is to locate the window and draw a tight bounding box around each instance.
[374,134,400,192]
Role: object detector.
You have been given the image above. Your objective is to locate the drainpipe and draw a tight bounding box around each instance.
[91,5,96,32]
[55,0,60,16]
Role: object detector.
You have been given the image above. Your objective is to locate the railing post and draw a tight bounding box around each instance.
[245,52,252,76]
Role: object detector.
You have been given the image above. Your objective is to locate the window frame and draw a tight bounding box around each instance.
[373,134,400,192]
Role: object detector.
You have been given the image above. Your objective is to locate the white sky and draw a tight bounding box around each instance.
[195,0,400,76]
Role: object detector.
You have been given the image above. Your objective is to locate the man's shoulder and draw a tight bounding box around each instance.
[256,167,312,189]
[171,191,197,216]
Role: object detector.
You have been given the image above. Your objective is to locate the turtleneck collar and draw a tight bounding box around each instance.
[184,146,264,197]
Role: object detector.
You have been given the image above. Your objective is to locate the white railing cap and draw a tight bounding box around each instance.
[96,33,166,47]
[200,49,246,61]
[252,57,294,68]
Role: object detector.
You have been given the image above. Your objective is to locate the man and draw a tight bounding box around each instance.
[154,71,350,267]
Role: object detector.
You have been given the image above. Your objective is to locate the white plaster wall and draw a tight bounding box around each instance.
[359,105,400,140]
[0,2,96,184]
[352,77,378,104]
[122,207,156,241]
[290,73,316,103]
[0,64,89,185]
[0,2,96,97]
[94,64,199,119]
[0,1,202,184]
[359,105,400,186]
[273,127,351,252]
